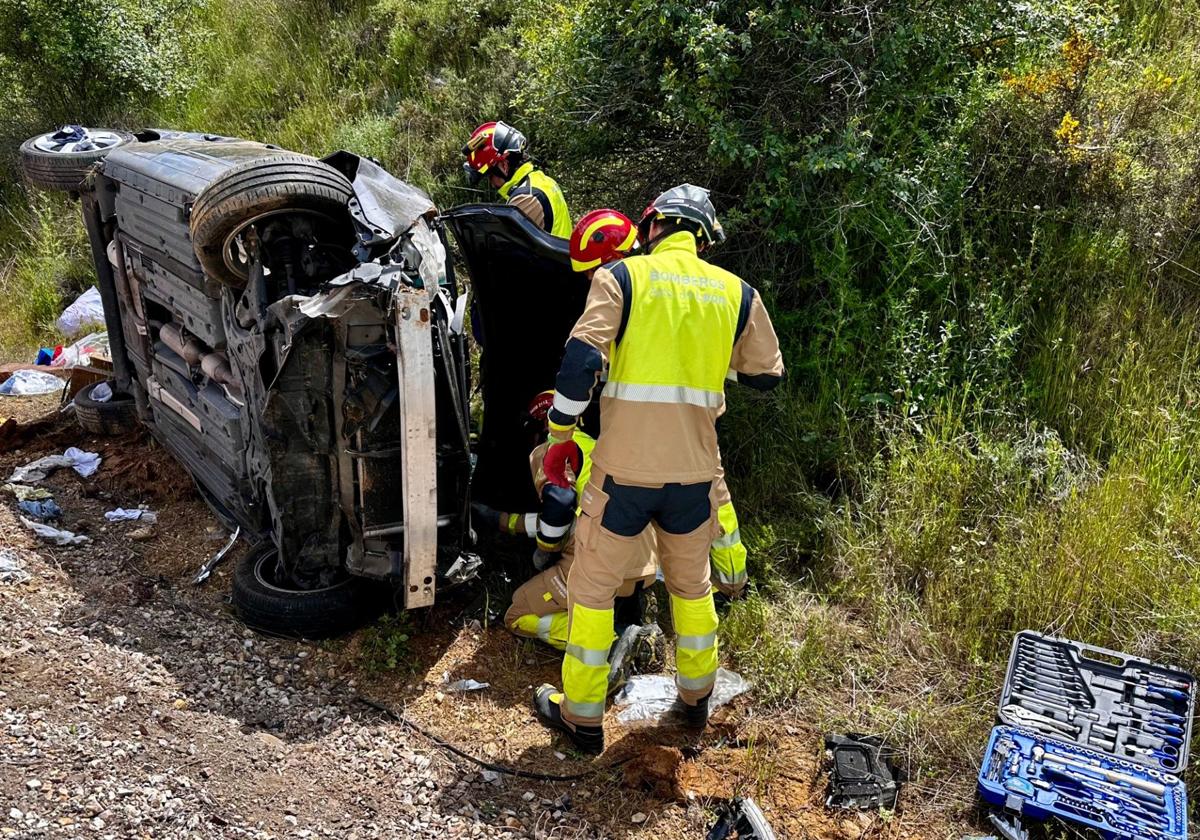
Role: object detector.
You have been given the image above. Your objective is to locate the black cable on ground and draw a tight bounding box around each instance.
[355,695,630,782]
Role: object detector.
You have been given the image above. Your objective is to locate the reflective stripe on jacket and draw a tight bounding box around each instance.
[604,231,744,410]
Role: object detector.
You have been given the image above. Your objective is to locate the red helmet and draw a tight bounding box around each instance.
[569,209,638,273]
[528,386,554,427]
[462,121,527,186]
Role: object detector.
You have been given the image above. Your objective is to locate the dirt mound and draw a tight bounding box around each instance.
[93,433,197,503]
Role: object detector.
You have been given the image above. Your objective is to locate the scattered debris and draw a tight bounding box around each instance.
[3,483,52,501]
[824,734,901,810]
[443,551,483,584]
[613,667,750,726]
[17,499,63,522]
[64,446,101,477]
[446,678,489,693]
[987,812,1029,840]
[0,549,30,583]
[105,507,158,523]
[50,331,110,369]
[55,287,105,337]
[707,797,776,840]
[19,516,88,546]
[193,526,240,584]
[92,381,113,403]
[0,369,66,396]
[129,526,155,542]
[8,447,102,483]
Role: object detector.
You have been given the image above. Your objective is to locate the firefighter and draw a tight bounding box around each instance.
[461,121,571,238]
[481,392,662,695]
[569,210,750,602]
[532,186,785,755]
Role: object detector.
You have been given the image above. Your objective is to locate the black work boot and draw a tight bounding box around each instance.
[682,690,712,730]
[613,581,648,630]
[533,684,604,756]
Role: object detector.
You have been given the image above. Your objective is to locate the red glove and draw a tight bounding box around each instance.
[542,439,582,488]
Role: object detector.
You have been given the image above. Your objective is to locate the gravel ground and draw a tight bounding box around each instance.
[0,461,586,839]
[0,407,971,840]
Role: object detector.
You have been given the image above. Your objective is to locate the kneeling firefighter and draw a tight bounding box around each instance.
[533,186,785,755]
[488,391,664,693]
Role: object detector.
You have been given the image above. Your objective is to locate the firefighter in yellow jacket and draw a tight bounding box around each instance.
[533,186,785,754]
[462,121,571,238]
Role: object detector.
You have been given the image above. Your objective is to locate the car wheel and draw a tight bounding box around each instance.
[74,381,138,436]
[231,546,383,639]
[189,154,356,288]
[20,126,135,192]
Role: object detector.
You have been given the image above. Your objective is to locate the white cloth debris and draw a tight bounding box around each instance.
[0,369,64,396]
[51,331,109,368]
[55,287,105,337]
[2,483,52,501]
[92,382,113,403]
[613,667,751,727]
[105,508,157,523]
[0,549,30,583]
[63,447,101,477]
[9,455,73,483]
[8,448,101,483]
[19,517,87,546]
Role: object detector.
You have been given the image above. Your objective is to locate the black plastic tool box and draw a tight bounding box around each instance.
[978,631,1194,839]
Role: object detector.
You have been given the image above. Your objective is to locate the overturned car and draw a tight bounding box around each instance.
[21,126,586,636]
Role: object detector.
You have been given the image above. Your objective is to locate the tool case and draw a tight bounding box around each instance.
[977,631,1194,839]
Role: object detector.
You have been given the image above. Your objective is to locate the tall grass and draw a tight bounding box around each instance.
[0,189,90,356]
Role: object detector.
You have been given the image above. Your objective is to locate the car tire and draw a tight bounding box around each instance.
[189,154,355,288]
[74,381,138,436]
[20,127,135,192]
[231,547,383,639]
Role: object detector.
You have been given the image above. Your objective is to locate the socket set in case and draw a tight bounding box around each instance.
[978,631,1194,839]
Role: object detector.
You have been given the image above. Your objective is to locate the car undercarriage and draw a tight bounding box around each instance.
[21,126,585,636]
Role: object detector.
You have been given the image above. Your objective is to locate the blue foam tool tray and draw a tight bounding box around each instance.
[979,725,1187,840]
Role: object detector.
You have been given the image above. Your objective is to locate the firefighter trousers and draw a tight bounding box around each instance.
[560,466,719,727]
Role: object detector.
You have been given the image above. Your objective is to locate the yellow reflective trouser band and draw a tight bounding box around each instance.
[563,603,613,720]
[539,612,568,651]
[513,613,569,651]
[710,502,747,586]
[671,593,718,693]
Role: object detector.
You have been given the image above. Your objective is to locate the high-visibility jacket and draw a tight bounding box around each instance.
[604,232,744,411]
[499,161,572,239]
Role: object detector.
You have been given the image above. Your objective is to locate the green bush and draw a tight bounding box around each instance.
[0,0,200,152]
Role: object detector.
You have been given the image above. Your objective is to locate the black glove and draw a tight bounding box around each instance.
[470,501,502,532]
[532,546,556,571]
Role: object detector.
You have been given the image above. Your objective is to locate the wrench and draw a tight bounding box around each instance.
[1032,746,1167,795]
[1013,664,1088,687]
[1041,764,1166,809]
[1002,704,1078,735]
[1013,659,1086,680]
[1125,744,1179,770]
[1009,690,1099,721]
